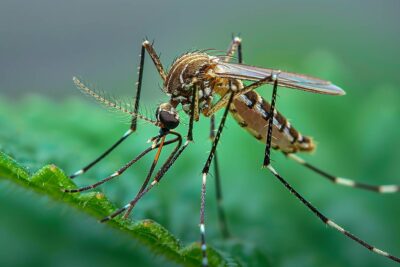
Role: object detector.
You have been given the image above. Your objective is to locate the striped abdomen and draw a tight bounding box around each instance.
[230,90,315,153]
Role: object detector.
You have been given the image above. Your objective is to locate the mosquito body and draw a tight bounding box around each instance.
[64,37,400,266]
[165,50,326,153]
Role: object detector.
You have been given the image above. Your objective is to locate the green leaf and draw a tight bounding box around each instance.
[0,151,242,267]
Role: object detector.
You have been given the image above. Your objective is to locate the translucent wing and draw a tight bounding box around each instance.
[214,62,345,95]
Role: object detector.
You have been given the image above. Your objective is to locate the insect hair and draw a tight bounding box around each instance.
[72,77,159,127]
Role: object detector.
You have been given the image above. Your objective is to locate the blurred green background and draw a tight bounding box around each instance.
[1,0,400,266]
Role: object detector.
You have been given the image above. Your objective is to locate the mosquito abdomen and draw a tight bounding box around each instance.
[230,90,315,153]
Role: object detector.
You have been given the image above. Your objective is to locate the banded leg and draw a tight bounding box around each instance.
[100,131,188,223]
[209,115,230,238]
[206,36,243,238]
[70,41,149,179]
[69,129,134,179]
[101,84,199,222]
[286,153,400,193]
[265,164,400,263]
[200,90,235,267]
[187,85,199,141]
[263,74,279,167]
[225,36,242,63]
[142,40,167,82]
[123,134,167,218]
[63,134,176,193]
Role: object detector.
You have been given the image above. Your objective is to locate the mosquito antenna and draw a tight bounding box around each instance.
[73,77,160,127]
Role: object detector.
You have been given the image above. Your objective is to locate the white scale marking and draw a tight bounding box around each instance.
[246,97,298,143]
[110,172,119,177]
[202,173,207,185]
[379,185,399,193]
[327,220,345,233]
[372,247,389,257]
[73,169,84,176]
[233,36,242,43]
[123,129,133,138]
[335,177,356,187]
[267,165,278,175]
[180,63,189,85]
[172,96,187,102]
[288,154,305,164]
[241,94,253,107]
[255,103,268,118]
[204,87,211,97]
[283,121,294,143]
[273,118,282,130]
[200,223,205,234]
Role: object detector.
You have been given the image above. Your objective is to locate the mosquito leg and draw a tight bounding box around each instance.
[200,89,235,267]
[100,131,185,222]
[225,36,242,63]
[204,36,242,238]
[285,153,400,193]
[209,115,230,238]
[265,164,400,263]
[130,43,146,131]
[70,42,148,179]
[100,87,197,222]
[188,85,199,141]
[205,34,244,238]
[100,90,198,222]
[142,119,195,191]
[64,134,178,193]
[237,36,242,64]
[263,74,279,167]
[142,40,167,82]
[121,88,198,218]
[69,129,133,179]
[123,134,167,218]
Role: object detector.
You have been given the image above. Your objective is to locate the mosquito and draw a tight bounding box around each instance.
[63,37,400,266]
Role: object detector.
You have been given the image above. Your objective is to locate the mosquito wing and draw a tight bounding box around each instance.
[214,62,345,95]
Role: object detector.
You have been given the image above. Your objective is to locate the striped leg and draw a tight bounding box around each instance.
[188,85,199,141]
[206,36,244,238]
[100,131,187,223]
[69,129,134,179]
[100,131,182,223]
[286,153,400,193]
[70,41,148,179]
[265,164,400,263]
[200,90,235,267]
[263,74,279,167]
[225,35,242,63]
[209,115,230,238]
[101,84,199,222]
[123,134,167,218]
[63,134,175,193]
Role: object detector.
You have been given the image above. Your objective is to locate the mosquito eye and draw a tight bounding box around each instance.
[159,110,179,129]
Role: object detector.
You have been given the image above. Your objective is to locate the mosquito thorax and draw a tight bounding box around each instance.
[156,103,180,130]
[165,52,220,114]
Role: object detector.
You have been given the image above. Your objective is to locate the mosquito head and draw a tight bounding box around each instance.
[156,103,180,130]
